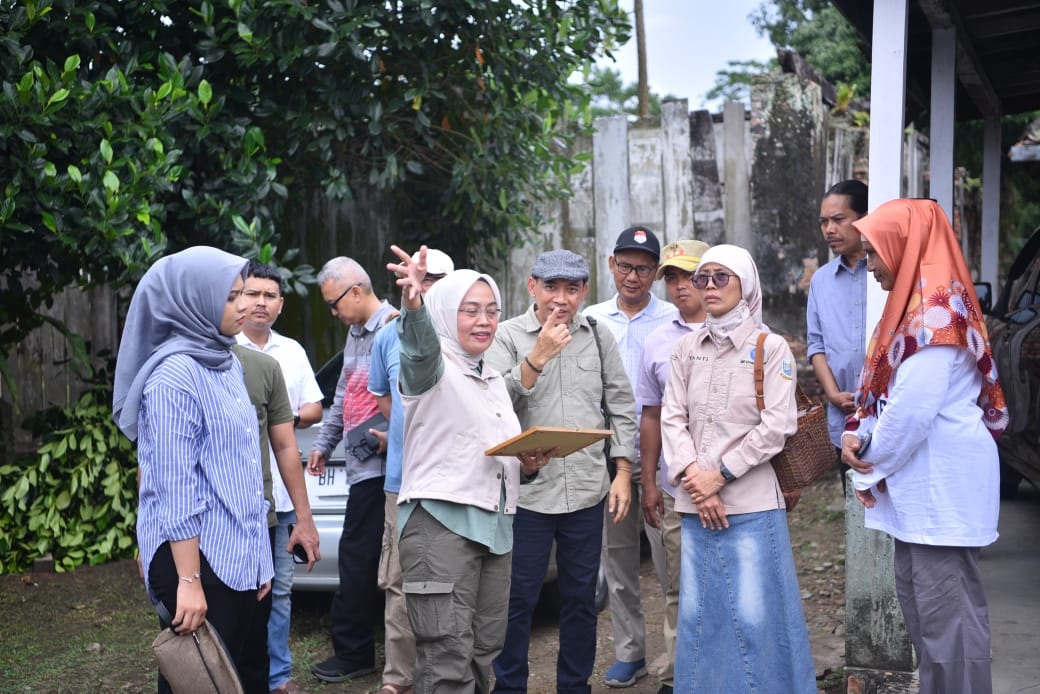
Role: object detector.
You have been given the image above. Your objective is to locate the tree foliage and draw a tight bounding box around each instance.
[1,0,630,391]
[749,1,869,94]
[582,65,670,118]
[705,59,776,107]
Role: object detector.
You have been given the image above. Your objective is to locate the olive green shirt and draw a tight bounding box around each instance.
[232,345,294,528]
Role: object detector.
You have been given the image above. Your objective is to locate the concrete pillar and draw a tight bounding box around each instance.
[593,116,631,303]
[930,27,956,219]
[746,74,827,337]
[845,475,914,671]
[660,99,695,245]
[723,101,751,251]
[981,116,1001,290]
[689,110,725,245]
[847,0,917,682]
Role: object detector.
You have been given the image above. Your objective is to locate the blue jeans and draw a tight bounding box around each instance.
[268,510,296,689]
[675,510,815,693]
[492,500,604,694]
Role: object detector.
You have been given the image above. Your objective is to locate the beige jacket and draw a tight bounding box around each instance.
[399,345,523,514]
[661,320,797,515]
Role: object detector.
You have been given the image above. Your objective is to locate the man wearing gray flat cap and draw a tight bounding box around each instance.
[487,249,637,694]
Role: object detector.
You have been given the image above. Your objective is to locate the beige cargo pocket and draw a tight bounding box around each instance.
[402,580,456,638]
[377,519,394,590]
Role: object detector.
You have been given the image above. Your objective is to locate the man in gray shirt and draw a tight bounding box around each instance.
[487,250,637,694]
[308,256,397,684]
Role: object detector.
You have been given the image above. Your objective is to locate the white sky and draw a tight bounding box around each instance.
[597,0,777,111]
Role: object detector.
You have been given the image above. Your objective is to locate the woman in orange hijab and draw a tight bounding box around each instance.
[841,198,1006,693]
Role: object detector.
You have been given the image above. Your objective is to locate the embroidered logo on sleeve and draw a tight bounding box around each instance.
[781,360,793,380]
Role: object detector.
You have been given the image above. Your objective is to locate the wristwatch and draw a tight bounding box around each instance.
[719,464,736,483]
[293,414,301,428]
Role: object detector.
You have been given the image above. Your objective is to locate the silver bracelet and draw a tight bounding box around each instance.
[179,572,201,584]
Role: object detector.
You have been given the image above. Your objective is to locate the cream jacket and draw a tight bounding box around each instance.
[662,320,797,515]
[399,345,523,514]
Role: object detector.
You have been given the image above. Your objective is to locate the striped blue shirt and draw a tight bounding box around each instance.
[137,353,273,594]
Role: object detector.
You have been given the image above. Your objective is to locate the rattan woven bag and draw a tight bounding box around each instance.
[753,332,835,492]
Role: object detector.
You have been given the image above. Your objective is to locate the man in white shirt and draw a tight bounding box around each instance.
[237,260,324,694]
[583,226,674,689]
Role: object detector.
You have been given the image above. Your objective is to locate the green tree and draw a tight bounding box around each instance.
[582,66,671,118]
[1,0,630,393]
[747,1,869,94]
[705,59,776,107]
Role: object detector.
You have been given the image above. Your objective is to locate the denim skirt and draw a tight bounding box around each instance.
[674,509,816,693]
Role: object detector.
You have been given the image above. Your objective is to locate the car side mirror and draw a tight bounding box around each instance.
[974,282,993,315]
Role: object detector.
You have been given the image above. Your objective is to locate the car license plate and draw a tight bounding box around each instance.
[306,464,350,510]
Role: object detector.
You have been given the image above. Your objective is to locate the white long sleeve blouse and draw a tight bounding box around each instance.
[848,345,999,547]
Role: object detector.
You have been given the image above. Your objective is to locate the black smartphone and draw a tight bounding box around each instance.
[287,524,309,564]
[857,433,872,458]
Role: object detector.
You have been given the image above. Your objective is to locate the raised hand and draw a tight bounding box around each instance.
[387,244,426,310]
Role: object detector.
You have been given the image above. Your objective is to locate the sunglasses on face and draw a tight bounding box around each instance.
[326,282,362,310]
[691,272,738,289]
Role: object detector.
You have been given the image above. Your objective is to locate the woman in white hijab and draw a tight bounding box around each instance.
[386,246,551,693]
[113,246,273,692]
[661,244,815,693]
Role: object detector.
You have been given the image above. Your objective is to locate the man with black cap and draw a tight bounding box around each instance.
[486,249,637,694]
[584,226,675,688]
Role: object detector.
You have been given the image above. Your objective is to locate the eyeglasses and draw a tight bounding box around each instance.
[458,305,503,320]
[614,260,657,279]
[325,282,362,310]
[691,272,738,289]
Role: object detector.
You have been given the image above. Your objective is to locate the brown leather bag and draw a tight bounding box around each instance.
[151,603,244,694]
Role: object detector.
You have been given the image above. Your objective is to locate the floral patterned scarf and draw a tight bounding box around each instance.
[852,198,1007,438]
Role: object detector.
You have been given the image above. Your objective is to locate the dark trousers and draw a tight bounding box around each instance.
[492,499,604,694]
[150,542,261,694]
[236,526,276,692]
[329,475,386,667]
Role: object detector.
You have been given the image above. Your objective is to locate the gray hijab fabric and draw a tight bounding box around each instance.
[423,269,502,370]
[113,246,248,440]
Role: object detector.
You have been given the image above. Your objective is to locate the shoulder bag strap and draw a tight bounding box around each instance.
[754,332,767,412]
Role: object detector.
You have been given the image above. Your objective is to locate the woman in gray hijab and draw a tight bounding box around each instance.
[113,246,273,692]
[386,245,551,693]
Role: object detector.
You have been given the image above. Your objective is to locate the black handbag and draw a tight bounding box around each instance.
[345,412,388,462]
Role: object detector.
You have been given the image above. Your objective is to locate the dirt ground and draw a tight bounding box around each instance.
[0,476,846,693]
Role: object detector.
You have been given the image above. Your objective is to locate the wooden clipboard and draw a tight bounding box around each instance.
[484,426,613,459]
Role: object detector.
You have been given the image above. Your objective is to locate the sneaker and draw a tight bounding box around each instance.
[604,658,648,688]
[310,655,376,683]
[657,686,674,694]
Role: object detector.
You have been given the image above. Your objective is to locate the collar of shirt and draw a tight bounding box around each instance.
[236,329,288,353]
[519,303,591,335]
[833,255,867,277]
[351,300,395,337]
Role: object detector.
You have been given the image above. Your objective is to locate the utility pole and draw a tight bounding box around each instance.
[635,0,649,118]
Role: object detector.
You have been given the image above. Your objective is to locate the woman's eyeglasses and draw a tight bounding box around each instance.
[691,272,738,289]
[458,305,502,320]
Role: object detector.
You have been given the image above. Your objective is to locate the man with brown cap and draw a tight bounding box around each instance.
[487,249,637,694]
[584,226,675,688]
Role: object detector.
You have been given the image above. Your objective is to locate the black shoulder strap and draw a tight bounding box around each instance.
[586,316,610,417]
